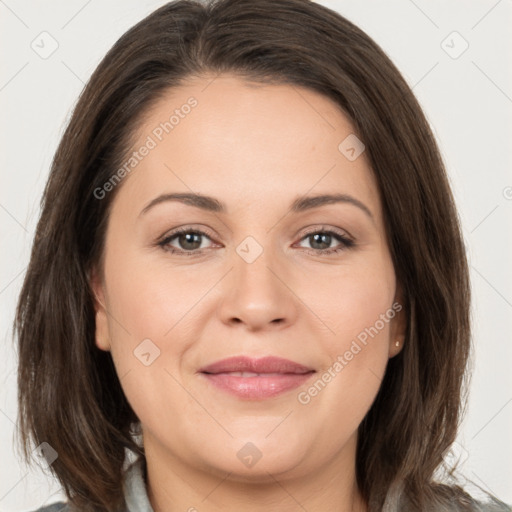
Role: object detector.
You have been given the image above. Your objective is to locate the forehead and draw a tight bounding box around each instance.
[116,73,381,219]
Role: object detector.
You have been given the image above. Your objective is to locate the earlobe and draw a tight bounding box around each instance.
[90,267,111,352]
[389,288,407,358]
[389,339,404,358]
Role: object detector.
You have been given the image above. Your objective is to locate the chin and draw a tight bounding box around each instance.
[193,439,310,482]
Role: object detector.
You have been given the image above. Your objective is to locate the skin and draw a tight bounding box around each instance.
[92,73,406,512]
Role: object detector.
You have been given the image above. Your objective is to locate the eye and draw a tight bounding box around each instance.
[295,226,355,255]
[158,227,216,256]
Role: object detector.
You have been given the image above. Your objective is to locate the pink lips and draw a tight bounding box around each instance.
[198,356,315,399]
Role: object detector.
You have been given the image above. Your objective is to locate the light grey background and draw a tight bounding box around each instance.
[1,1,511,510]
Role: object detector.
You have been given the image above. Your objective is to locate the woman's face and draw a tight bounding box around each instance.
[93,73,405,482]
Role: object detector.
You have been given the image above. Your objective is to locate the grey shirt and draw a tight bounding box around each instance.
[29,456,511,512]
[29,456,153,512]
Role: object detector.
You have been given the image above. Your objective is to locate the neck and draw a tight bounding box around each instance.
[144,432,367,512]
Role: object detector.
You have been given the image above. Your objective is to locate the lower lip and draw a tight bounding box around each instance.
[200,372,315,399]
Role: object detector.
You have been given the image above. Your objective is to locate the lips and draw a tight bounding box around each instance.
[198,356,316,399]
[199,355,314,375]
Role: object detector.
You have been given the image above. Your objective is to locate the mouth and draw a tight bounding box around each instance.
[199,355,314,374]
[198,356,316,399]
[205,371,304,377]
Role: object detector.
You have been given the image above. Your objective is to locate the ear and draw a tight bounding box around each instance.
[388,284,407,358]
[90,267,111,352]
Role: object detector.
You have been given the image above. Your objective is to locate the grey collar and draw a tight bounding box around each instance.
[123,456,155,512]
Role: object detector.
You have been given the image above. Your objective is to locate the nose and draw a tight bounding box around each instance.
[217,242,299,332]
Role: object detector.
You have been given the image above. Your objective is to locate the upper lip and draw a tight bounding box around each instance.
[199,356,315,374]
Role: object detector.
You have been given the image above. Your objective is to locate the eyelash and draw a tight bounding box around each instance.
[156,226,355,257]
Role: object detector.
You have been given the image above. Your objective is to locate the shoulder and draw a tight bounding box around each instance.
[473,501,512,512]
[431,495,512,512]
[394,482,512,512]
[28,503,69,512]
[439,496,512,512]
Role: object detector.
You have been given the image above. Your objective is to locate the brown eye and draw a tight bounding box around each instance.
[158,228,215,255]
[296,228,355,255]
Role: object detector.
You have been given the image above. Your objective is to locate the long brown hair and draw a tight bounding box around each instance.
[15,0,493,510]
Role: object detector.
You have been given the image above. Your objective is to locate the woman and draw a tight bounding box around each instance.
[15,0,511,511]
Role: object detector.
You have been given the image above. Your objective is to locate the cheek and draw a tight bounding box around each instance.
[101,254,200,425]
[300,253,395,349]
[298,253,395,403]
[101,247,222,417]
[295,272,394,444]
[104,247,211,339]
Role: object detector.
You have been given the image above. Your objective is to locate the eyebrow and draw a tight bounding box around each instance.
[139,192,374,220]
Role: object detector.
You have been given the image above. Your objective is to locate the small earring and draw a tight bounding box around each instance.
[395,340,400,347]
